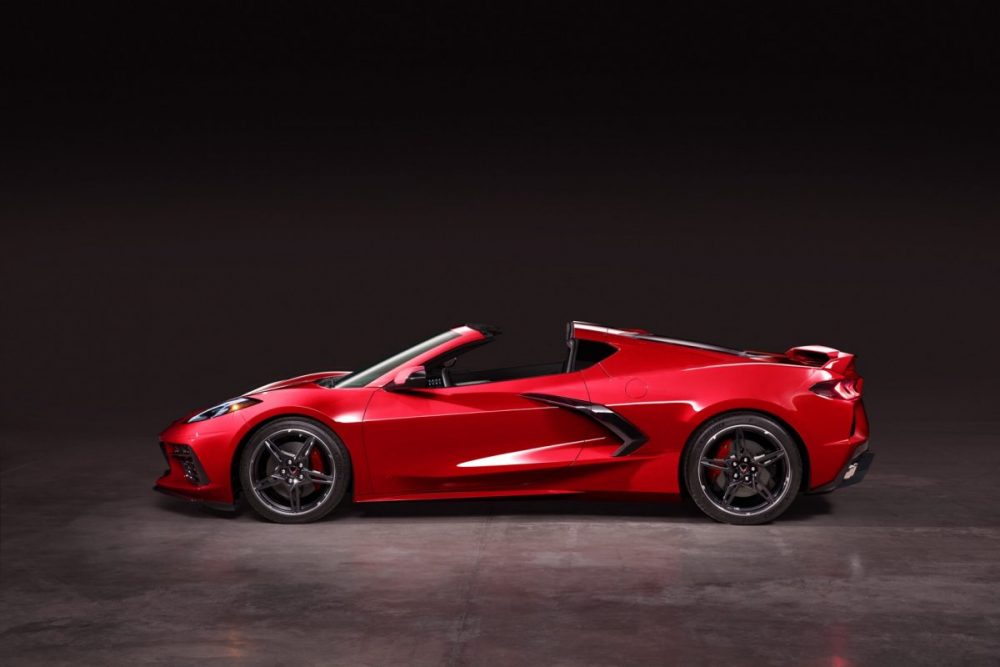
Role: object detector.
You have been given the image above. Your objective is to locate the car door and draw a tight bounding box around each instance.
[361,372,613,497]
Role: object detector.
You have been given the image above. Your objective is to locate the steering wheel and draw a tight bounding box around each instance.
[439,357,458,387]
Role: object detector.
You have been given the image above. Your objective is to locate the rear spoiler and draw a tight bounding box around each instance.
[783,345,856,375]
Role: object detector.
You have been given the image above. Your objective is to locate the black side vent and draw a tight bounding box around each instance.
[521,393,648,457]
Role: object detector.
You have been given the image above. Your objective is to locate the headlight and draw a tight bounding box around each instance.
[187,397,260,423]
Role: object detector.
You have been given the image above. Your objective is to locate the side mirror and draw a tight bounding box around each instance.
[386,365,427,392]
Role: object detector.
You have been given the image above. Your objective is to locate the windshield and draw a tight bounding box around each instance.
[334,331,461,388]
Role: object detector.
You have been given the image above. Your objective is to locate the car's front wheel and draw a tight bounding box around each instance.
[240,418,350,524]
[683,413,802,525]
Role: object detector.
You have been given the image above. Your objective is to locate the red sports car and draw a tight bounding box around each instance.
[155,321,872,524]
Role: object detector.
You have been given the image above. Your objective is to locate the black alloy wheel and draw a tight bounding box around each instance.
[240,418,349,524]
[683,413,802,525]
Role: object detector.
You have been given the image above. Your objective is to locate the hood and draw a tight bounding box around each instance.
[248,371,351,394]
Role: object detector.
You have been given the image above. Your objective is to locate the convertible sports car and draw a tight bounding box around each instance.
[155,321,872,525]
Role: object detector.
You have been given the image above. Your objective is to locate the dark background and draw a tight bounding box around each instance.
[3,2,998,433]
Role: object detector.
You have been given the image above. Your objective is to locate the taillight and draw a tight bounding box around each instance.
[810,378,863,400]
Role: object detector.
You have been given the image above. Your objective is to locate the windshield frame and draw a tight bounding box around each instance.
[333,330,465,388]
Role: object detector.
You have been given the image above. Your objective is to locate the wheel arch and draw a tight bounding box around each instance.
[676,408,811,498]
[230,413,355,504]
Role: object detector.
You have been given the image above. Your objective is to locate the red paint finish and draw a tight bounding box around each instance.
[362,373,607,496]
[156,322,870,508]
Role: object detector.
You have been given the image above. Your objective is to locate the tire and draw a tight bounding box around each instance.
[682,412,802,525]
[240,418,350,524]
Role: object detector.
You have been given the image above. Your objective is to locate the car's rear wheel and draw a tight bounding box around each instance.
[240,418,350,524]
[683,413,801,525]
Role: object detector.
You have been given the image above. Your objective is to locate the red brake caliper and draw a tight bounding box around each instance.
[309,449,324,489]
[707,440,733,482]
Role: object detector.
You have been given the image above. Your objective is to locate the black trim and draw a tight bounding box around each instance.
[809,442,873,494]
[564,338,578,373]
[153,485,237,512]
[465,323,503,336]
[521,393,648,457]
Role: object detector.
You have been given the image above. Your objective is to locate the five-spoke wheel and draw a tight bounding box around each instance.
[240,418,349,523]
[684,413,801,525]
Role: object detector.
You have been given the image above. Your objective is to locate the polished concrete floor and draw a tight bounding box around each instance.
[1,420,999,666]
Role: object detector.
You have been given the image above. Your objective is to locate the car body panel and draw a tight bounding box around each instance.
[361,372,608,497]
[156,321,870,509]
